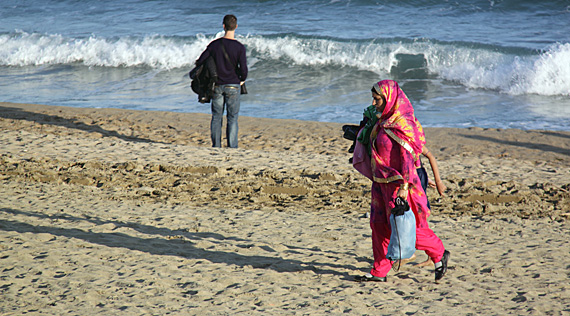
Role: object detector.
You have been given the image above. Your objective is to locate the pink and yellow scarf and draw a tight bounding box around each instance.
[370,80,426,184]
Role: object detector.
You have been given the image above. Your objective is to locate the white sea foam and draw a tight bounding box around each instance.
[431,43,570,96]
[0,31,210,69]
[242,35,570,97]
[1,31,569,97]
[522,43,570,96]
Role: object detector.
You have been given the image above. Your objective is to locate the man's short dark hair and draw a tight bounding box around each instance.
[223,15,237,31]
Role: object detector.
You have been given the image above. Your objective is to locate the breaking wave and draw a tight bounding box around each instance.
[1,31,569,96]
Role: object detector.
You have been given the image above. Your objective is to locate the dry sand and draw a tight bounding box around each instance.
[0,102,569,315]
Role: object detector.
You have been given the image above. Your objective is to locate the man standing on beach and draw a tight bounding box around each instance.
[196,14,248,148]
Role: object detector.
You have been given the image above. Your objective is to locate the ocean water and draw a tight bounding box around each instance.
[1,0,569,131]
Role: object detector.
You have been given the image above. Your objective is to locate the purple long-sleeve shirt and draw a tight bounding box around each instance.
[196,38,248,85]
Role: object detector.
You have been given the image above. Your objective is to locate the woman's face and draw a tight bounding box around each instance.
[372,92,386,113]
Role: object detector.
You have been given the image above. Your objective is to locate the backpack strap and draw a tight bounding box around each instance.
[220,39,245,91]
[220,40,235,68]
[221,40,242,74]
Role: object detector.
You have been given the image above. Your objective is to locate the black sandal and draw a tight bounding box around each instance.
[434,250,450,281]
[355,273,387,282]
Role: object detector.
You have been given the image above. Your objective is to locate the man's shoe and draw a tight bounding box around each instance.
[434,250,450,281]
[355,273,387,282]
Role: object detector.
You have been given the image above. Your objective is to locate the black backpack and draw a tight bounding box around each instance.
[189,56,218,103]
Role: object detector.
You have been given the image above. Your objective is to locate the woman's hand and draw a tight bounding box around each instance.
[435,180,447,196]
[397,184,409,200]
[428,178,447,196]
[397,188,408,200]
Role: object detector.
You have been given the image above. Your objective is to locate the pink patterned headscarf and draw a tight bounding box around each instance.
[372,80,425,160]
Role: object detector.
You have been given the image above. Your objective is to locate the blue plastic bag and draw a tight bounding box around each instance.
[386,206,416,261]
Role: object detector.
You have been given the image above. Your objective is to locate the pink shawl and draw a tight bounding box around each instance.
[370,80,430,221]
[370,80,425,184]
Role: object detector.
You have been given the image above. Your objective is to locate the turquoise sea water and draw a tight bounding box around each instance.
[1,0,569,130]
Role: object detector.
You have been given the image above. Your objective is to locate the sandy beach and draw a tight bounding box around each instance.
[1,102,569,315]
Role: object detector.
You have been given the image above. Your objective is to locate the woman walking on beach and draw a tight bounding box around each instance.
[353,80,449,282]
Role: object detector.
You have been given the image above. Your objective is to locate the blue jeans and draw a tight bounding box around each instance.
[211,84,240,148]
